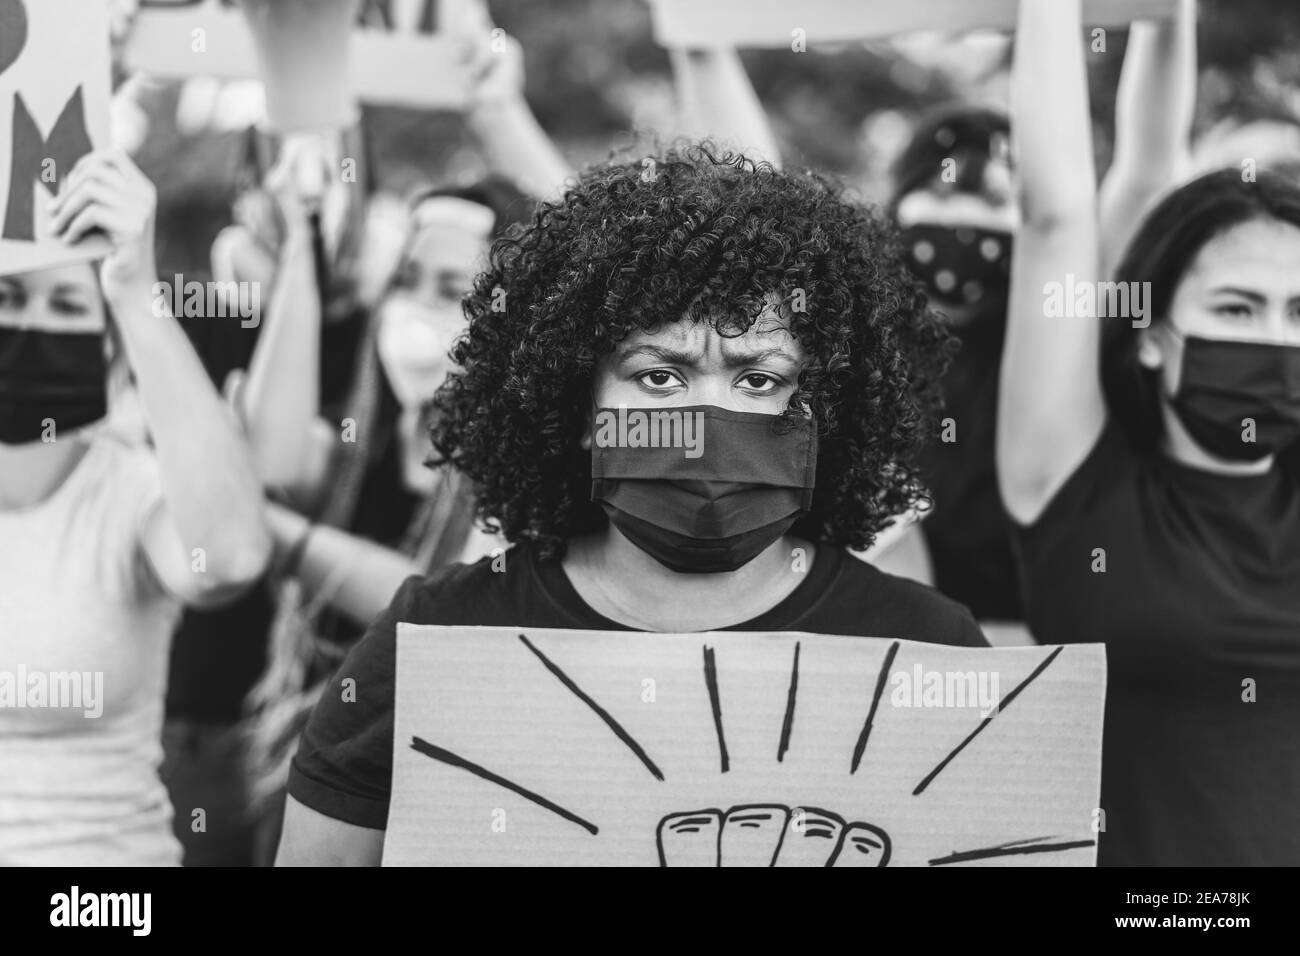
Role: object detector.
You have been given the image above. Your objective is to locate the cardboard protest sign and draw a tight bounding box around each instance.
[0,0,112,273]
[124,0,472,114]
[649,0,1179,49]
[386,626,1106,866]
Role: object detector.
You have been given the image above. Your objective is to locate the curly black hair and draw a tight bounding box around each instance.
[430,142,956,559]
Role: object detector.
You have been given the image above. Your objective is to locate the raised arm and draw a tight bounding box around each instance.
[669,47,781,167]
[455,0,572,201]
[51,150,271,605]
[236,155,328,495]
[1098,0,1196,273]
[997,0,1107,526]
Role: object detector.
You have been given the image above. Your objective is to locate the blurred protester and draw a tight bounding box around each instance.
[889,1,1197,633]
[213,3,572,863]
[276,142,988,864]
[157,74,385,874]
[999,0,1300,865]
[889,104,1019,621]
[236,177,530,865]
[0,150,270,865]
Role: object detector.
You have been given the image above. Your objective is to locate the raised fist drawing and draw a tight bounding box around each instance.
[656,805,891,867]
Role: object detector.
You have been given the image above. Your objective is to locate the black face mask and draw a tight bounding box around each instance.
[1167,333,1300,461]
[0,327,107,445]
[591,405,818,574]
[898,223,1012,314]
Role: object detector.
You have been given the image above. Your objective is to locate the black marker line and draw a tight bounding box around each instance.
[913,645,1065,795]
[409,737,598,835]
[703,645,729,773]
[965,835,1055,851]
[851,641,900,774]
[777,642,800,763]
[517,632,664,781]
[928,838,1095,866]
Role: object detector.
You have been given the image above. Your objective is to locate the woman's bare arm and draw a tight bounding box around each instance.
[997,0,1107,526]
[1098,0,1196,273]
[276,795,384,866]
[669,47,781,167]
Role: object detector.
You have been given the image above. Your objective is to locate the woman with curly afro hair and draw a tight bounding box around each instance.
[277,142,987,865]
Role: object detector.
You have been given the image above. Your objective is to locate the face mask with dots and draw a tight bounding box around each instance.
[899,223,1012,314]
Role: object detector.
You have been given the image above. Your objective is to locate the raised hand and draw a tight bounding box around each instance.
[48,148,158,309]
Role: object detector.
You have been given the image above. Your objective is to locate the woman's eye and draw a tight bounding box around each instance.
[738,372,779,393]
[438,280,471,303]
[50,299,90,317]
[636,369,682,390]
[1215,303,1253,319]
[0,290,21,311]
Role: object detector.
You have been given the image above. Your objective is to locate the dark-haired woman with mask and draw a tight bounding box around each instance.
[275,143,988,865]
[1001,0,1300,865]
[0,150,270,864]
[890,2,1197,636]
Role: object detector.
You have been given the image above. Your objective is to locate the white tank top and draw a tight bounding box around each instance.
[0,434,183,865]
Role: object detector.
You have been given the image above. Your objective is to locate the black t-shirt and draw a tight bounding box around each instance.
[920,318,1023,621]
[287,541,987,828]
[1015,421,1300,866]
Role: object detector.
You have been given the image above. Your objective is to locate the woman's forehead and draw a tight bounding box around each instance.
[3,260,100,291]
[1181,219,1300,293]
[620,310,803,356]
[405,217,491,273]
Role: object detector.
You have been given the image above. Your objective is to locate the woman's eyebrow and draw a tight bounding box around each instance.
[1207,286,1267,304]
[51,283,92,298]
[719,346,801,368]
[615,344,703,366]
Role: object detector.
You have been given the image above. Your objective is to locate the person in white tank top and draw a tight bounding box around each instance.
[0,149,272,865]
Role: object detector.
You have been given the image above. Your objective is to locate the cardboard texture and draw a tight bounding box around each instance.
[124,0,472,111]
[0,0,112,273]
[386,625,1106,866]
[649,0,1179,48]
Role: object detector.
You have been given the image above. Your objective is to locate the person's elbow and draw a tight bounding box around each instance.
[995,414,1051,521]
[246,428,315,491]
[1016,189,1095,236]
[181,528,273,607]
[223,529,274,587]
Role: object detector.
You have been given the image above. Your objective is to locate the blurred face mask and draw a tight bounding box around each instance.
[899,223,1012,312]
[1166,331,1300,461]
[0,326,107,445]
[375,296,460,410]
[590,405,818,574]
